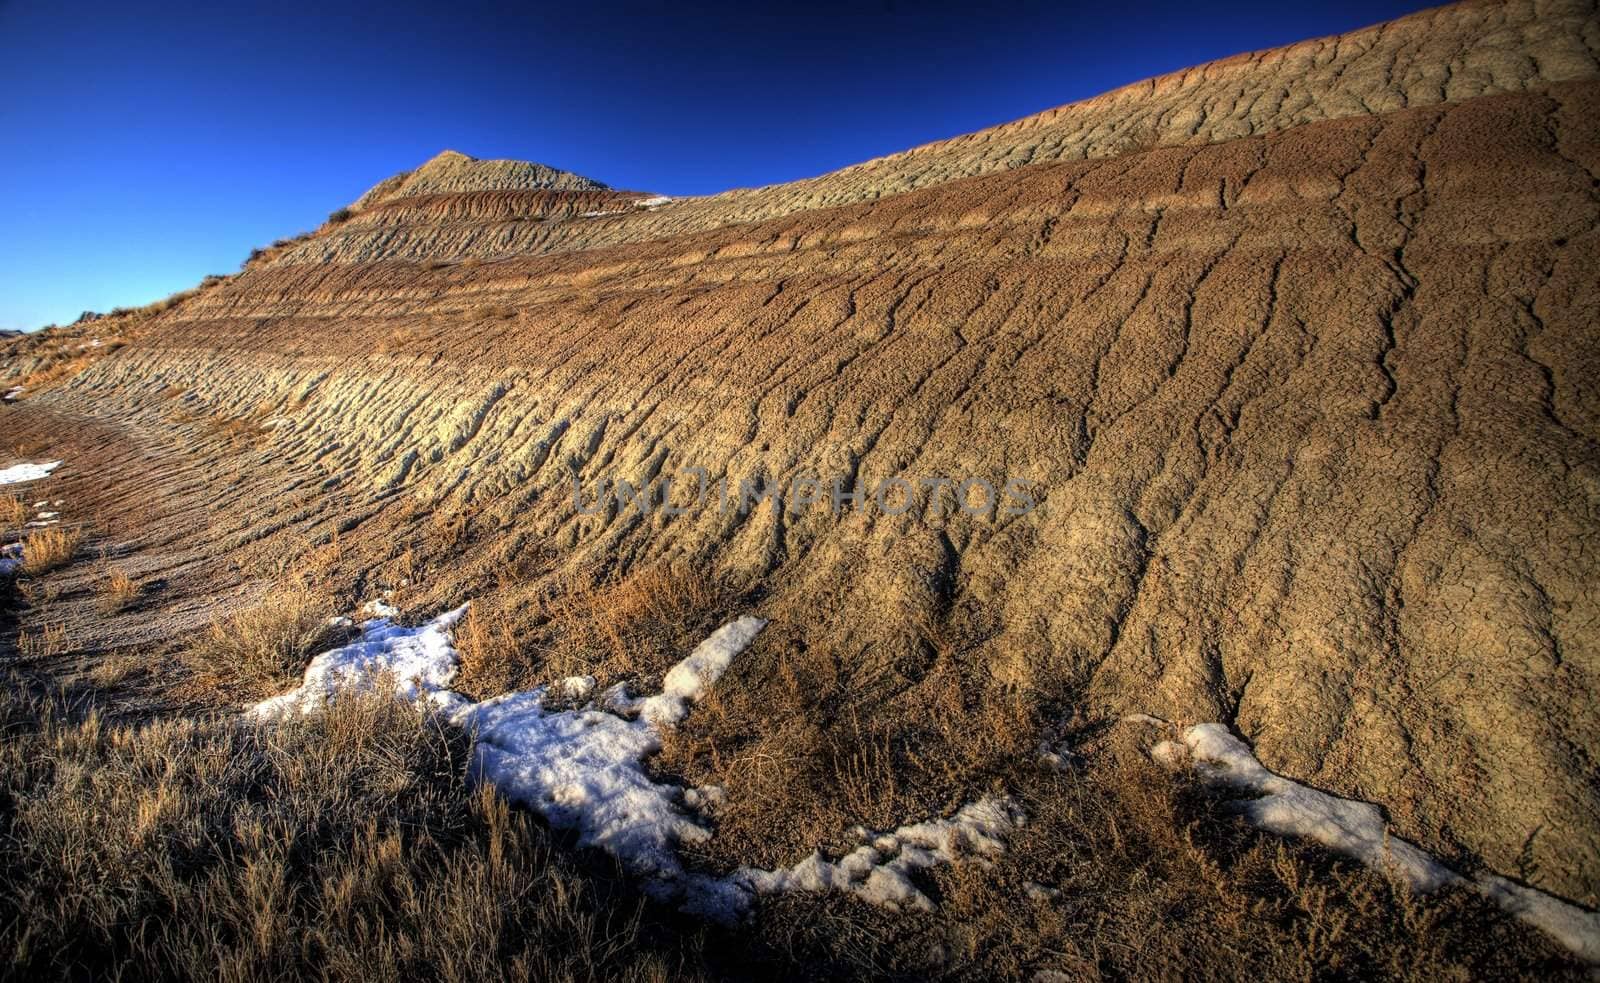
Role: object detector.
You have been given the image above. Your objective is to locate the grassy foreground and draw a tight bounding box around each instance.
[0,681,698,982]
[0,665,1583,982]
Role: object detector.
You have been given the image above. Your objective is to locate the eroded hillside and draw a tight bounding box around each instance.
[5,0,1599,943]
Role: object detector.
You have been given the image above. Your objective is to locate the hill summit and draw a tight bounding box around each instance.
[352,148,609,209]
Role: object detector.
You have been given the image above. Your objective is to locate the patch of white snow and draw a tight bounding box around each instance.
[459,688,715,879]
[456,616,769,918]
[251,605,470,718]
[732,798,1021,913]
[1160,722,1600,964]
[1477,875,1600,964]
[559,675,596,699]
[1179,723,1452,890]
[683,785,727,815]
[636,615,765,727]
[0,461,60,484]
[362,597,400,619]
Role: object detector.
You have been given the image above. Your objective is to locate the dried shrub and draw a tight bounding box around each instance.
[87,650,145,688]
[21,526,81,575]
[100,567,138,612]
[454,605,524,696]
[184,588,340,697]
[0,494,25,529]
[539,564,718,681]
[17,623,68,660]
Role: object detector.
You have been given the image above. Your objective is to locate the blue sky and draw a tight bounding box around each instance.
[0,0,1431,332]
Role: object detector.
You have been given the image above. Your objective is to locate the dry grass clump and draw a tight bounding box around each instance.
[12,352,94,392]
[0,681,699,982]
[3,324,132,396]
[203,414,269,449]
[539,564,720,682]
[443,562,722,698]
[989,749,1585,979]
[0,494,26,530]
[133,288,196,317]
[1,435,52,459]
[86,650,146,688]
[21,526,82,575]
[184,587,343,698]
[454,604,524,696]
[657,616,1037,869]
[16,622,68,661]
[240,231,312,270]
[99,567,138,612]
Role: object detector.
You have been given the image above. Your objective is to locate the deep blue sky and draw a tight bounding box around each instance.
[0,0,1433,331]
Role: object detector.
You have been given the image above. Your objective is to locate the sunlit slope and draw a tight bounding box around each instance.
[34,0,1600,906]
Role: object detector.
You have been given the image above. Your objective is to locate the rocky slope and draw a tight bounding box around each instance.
[8,0,1600,911]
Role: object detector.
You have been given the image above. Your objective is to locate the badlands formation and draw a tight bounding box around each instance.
[4,0,1599,938]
